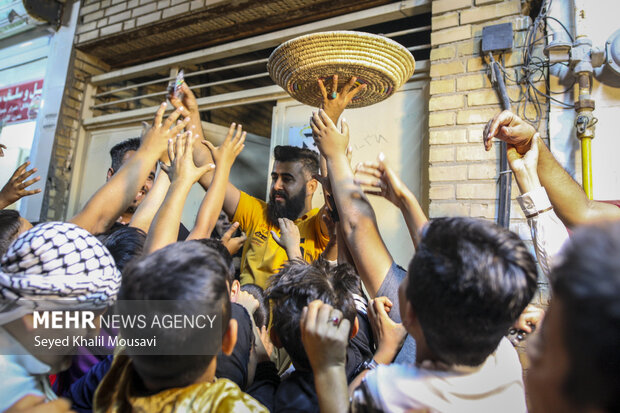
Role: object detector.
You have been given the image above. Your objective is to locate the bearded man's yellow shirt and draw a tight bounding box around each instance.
[233,191,329,288]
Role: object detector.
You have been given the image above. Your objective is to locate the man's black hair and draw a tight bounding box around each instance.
[407,217,537,366]
[551,221,620,412]
[240,283,269,328]
[266,258,359,370]
[109,138,141,173]
[194,238,235,285]
[273,145,319,178]
[0,210,21,258]
[119,241,231,392]
[96,224,146,272]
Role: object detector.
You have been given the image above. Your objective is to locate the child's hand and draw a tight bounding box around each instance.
[201,123,246,169]
[221,222,247,255]
[355,154,410,207]
[311,109,350,159]
[300,300,351,371]
[140,102,190,159]
[271,218,302,259]
[368,297,407,363]
[0,161,41,207]
[163,131,214,184]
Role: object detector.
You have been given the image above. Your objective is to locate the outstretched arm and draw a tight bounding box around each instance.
[311,109,392,297]
[71,103,189,234]
[355,155,427,248]
[485,110,620,227]
[144,131,214,254]
[187,123,246,240]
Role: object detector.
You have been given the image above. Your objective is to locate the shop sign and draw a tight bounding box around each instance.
[0,79,44,125]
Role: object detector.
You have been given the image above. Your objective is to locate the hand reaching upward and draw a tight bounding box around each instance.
[318,75,366,124]
[484,110,537,155]
[311,109,350,160]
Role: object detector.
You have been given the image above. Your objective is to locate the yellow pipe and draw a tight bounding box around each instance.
[581,137,593,199]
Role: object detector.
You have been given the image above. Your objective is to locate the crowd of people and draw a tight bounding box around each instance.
[0,75,619,413]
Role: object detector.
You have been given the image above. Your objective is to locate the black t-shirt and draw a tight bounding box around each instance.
[346,311,375,382]
[215,303,253,389]
[275,370,318,413]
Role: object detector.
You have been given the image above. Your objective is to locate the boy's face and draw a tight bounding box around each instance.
[526,299,578,413]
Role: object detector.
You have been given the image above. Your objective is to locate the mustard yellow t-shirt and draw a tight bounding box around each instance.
[233,191,329,288]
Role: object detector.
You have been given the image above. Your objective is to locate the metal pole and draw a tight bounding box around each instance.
[489,53,512,228]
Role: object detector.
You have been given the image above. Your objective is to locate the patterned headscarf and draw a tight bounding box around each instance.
[0,222,121,325]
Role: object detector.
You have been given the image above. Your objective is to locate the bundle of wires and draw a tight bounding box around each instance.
[494,0,575,128]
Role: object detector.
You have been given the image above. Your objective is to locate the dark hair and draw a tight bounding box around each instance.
[407,217,537,366]
[273,145,319,178]
[0,210,22,258]
[240,283,269,328]
[109,138,141,173]
[96,224,146,272]
[266,258,359,370]
[551,222,620,412]
[119,241,231,391]
[194,238,234,285]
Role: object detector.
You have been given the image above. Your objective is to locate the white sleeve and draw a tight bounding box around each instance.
[517,186,570,277]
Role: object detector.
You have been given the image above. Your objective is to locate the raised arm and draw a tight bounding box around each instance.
[311,109,392,297]
[128,165,171,233]
[187,123,246,240]
[71,103,189,234]
[143,131,214,254]
[355,155,428,248]
[485,110,620,227]
[300,300,351,413]
[167,81,242,219]
[0,161,41,210]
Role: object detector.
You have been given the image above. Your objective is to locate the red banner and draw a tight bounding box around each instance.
[0,79,44,125]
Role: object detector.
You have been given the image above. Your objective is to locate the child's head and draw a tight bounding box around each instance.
[402,217,537,366]
[194,238,240,300]
[0,210,31,258]
[266,259,359,370]
[96,223,146,272]
[119,241,236,392]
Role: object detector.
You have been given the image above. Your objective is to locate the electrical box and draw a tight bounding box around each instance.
[482,23,514,53]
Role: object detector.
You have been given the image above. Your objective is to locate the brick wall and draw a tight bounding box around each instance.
[76,0,227,43]
[41,50,110,221]
[428,0,549,305]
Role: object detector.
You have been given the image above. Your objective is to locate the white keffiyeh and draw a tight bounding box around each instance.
[0,222,121,325]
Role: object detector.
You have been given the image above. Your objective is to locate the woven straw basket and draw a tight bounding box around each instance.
[267,31,415,108]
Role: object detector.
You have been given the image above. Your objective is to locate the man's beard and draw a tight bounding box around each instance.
[267,187,307,226]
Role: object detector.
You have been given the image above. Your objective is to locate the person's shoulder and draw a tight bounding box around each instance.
[275,372,317,412]
[213,378,270,412]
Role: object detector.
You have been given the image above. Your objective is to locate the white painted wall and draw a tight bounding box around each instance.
[549,0,620,200]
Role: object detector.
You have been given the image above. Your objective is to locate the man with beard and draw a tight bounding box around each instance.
[168,76,364,288]
[225,144,328,288]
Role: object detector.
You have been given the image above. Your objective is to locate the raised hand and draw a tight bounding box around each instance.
[141,102,191,158]
[310,109,350,159]
[484,110,537,154]
[318,75,366,124]
[506,134,541,194]
[270,218,302,259]
[221,222,247,255]
[354,153,410,207]
[0,161,41,209]
[201,123,246,168]
[164,131,214,184]
[300,300,351,371]
[368,297,407,363]
[236,290,260,315]
[168,81,199,118]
